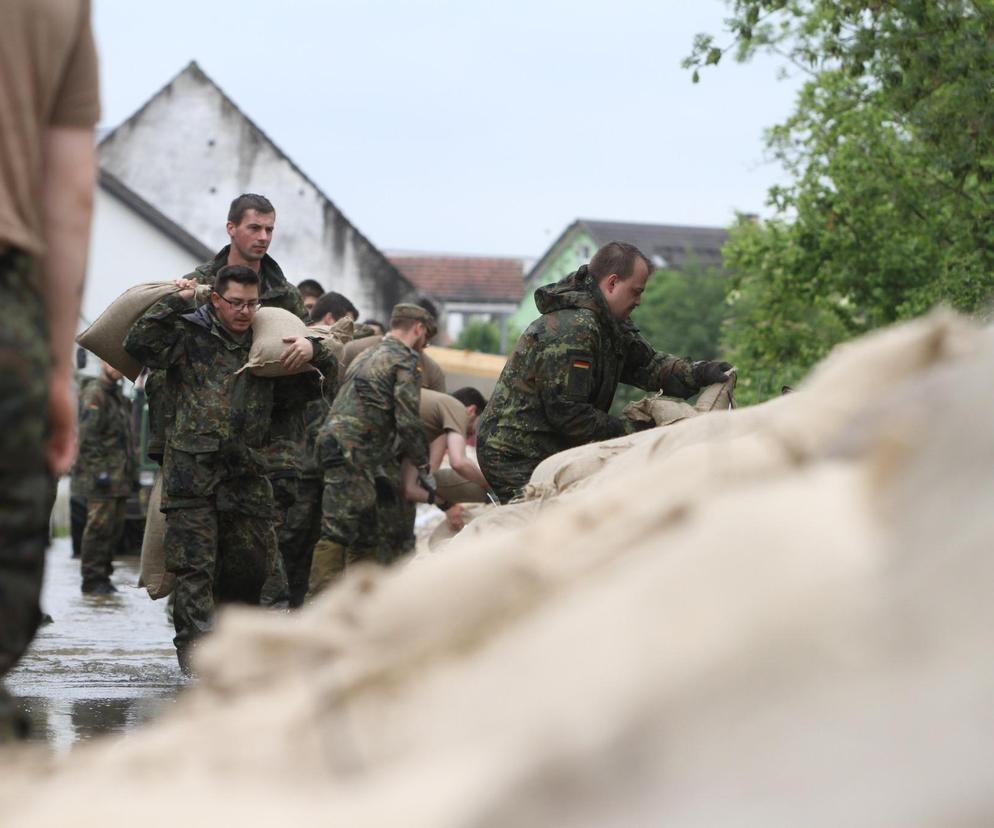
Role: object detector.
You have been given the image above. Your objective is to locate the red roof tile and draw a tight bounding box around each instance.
[389,256,525,303]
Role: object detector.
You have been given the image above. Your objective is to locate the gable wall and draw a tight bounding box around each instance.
[98,67,411,321]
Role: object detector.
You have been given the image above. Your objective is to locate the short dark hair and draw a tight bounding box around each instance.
[362,319,385,335]
[297,279,324,300]
[215,264,260,296]
[451,386,487,411]
[588,241,652,283]
[228,193,275,225]
[416,297,439,320]
[310,291,358,323]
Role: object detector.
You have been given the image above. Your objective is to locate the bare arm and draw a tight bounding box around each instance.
[445,431,490,489]
[40,127,96,474]
[429,434,447,470]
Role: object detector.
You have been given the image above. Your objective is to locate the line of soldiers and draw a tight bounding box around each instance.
[78,196,733,676]
[76,193,485,673]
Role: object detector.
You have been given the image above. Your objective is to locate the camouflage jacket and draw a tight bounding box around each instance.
[476,265,699,477]
[124,295,279,514]
[184,245,307,320]
[318,335,429,474]
[146,247,308,461]
[75,377,136,499]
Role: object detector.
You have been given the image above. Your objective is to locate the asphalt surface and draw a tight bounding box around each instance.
[5,538,185,752]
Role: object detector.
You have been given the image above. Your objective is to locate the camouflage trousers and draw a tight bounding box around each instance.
[319,461,414,567]
[280,477,322,607]
[375,463,416,565]
[80,497,126,588]
[476,442,533,504]
[259,476,323,608]
[0,248,53,680]
[164,499,277,651]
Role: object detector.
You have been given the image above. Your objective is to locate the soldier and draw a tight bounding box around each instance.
[123,265,335,672]
[477,241,733,502]
[399,387,491,532]
[339,299,446,392]
[307,304,434,597]
[78,361,136,594]
[277,293,356,608]
[296,278,324,317]
[149,195,311,606]
[0,0,99,739]
[309,291,358,325]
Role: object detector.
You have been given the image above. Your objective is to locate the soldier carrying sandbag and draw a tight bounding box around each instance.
[477,242,734,503]
[123,265,336,674]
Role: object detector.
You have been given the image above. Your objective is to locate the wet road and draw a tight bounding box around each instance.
[6,538,186,752]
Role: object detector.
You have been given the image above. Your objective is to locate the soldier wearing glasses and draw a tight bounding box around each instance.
[123,265,334,673]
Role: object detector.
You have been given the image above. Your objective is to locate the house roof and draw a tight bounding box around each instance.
[527,218,729,283]
[99,170,214,261]
[98,61,413,295]
[389,255,525,303]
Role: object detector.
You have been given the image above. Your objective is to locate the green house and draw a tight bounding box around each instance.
[511,219,729,330]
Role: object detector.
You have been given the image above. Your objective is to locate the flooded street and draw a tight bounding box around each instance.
[5,538,186,752]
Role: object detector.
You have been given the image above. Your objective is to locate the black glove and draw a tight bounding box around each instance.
[629,418,655,433]
[692,360,733,387]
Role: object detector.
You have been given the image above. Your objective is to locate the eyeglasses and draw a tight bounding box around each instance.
[215,294,261,312]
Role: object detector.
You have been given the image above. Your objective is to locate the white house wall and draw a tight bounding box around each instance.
[82,186,202,329]
[98,65,410,321]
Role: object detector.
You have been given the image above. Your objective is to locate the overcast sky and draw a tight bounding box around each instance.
[92,0,800,258]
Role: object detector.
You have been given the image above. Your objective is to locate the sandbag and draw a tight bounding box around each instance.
[309,316,354,346]
[622,394,697,426]
[694,371,737,412]
[139,475,173,600]
[239,307,315,377]
[242,308,354,376]
[76,282,180,380]
[426,499,543,552]
[435,468,488,504]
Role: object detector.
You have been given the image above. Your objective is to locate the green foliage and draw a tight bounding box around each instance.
[454,320,502,355]
[632,262,730,360]
[686,0,994,403]
[612,263,732,413]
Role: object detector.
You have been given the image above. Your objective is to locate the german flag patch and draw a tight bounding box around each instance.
[566,350,594,399]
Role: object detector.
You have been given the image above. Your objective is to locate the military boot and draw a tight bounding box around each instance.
[306,539,346,599]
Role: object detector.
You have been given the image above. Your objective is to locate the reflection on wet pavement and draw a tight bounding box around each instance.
[5,538,186,752]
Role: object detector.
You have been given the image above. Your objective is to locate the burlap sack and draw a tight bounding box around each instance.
[139,475,173,600]
[242,309,354,376]
[622,394,697,426]
[76,282,180,380]
[695,371,737,412]
[435,468,488,504]
[239,307,314,377]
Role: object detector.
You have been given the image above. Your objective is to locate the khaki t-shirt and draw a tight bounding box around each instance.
[339,335,447,392]
[0,0,100,256]
[421,389,470,443]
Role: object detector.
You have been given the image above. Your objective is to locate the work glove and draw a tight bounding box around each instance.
[417,467,438,497]
[692,360,734,387]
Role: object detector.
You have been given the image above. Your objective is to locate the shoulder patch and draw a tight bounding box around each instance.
[565,350,594,400]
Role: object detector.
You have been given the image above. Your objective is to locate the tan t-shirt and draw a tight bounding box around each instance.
[421,389,470,443]
[339,335,447,392]
[0,0,100,256]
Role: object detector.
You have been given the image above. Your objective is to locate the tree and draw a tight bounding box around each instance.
[686,1,994,403]
[454,320,502,354]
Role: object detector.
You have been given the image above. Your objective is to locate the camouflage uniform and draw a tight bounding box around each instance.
[0,249,54,682]
[146,245,307,462]
[124,294,331,657]
[338,335,444,560]
[312,331,429,592]
[477,265,701,502]
[77,375,136,590]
